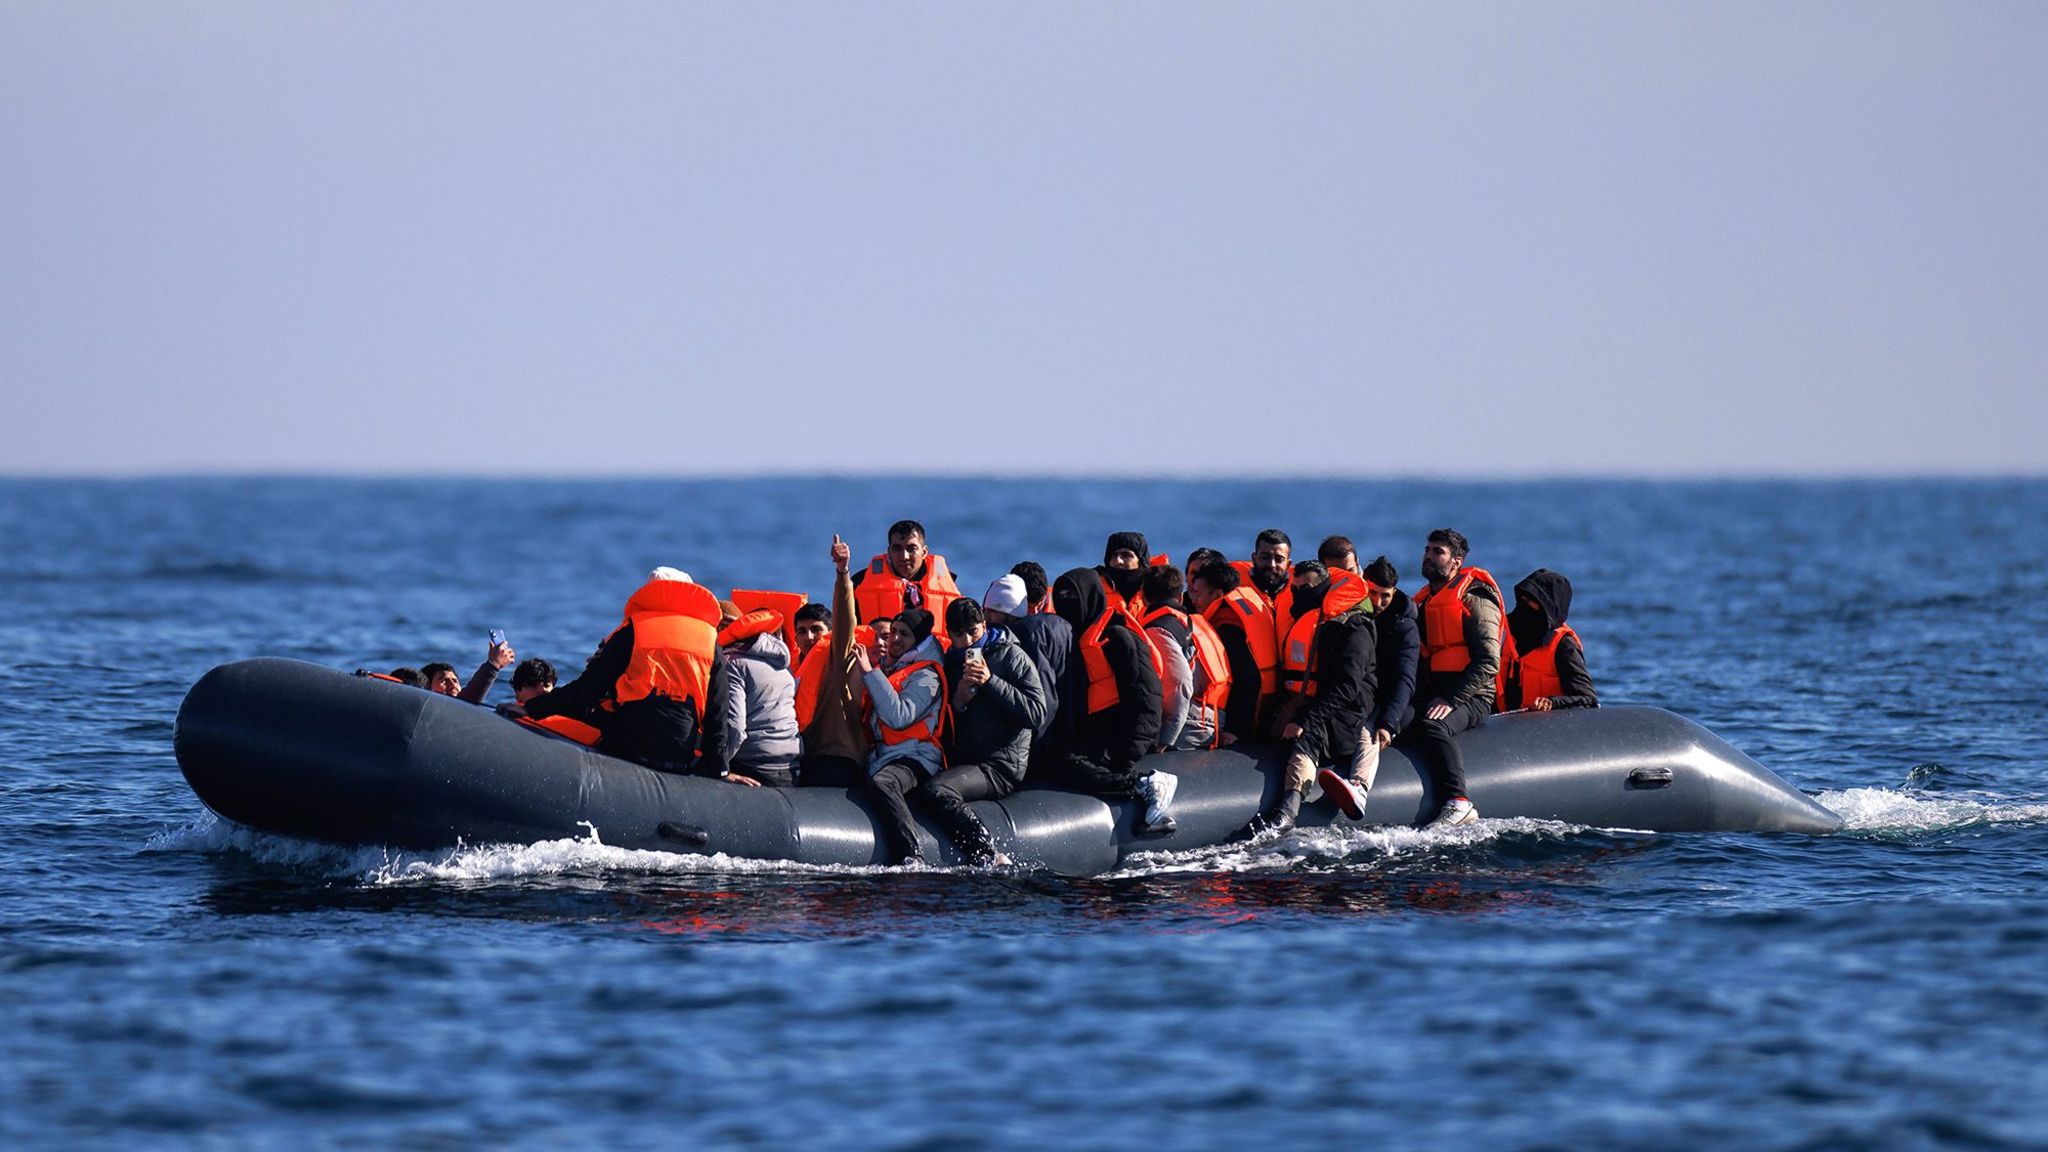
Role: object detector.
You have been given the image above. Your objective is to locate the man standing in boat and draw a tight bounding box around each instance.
[852,519,961,630]
[1402,529,1504,827]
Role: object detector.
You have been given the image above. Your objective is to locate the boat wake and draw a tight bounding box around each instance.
[1815,787,2048,835]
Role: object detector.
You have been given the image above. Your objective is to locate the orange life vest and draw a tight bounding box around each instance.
[1509,624,1581,709]
[1414,566,1512,708]
[868,658,949,758]
[1227,560,1273,612]
[611,578,721,723]
[1279,571,1369,695]
[729,588,807,656]
[1078,609,1165,716]
[854,554,960,627]
[1202,586,1280,697]
[1144,605,1232,746]
[717,607,783,649]
[519,713,604,746]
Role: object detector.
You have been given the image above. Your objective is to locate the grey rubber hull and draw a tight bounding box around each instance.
[175,658,1842,875]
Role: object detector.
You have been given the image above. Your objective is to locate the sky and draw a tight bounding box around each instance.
[2,2,2044,477]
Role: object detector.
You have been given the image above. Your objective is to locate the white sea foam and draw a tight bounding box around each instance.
[1816,787,2048,834]
[1112,815,1606,877]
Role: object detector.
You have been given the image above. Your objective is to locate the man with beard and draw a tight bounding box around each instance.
[1503,569,1598,712]
[1246,528,1292,608]
[1048,567,1176,835]
[1320,555,1419,821]
[1401,529,1505,827]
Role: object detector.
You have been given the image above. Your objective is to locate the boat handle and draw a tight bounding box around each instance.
[1627,767,1675,789]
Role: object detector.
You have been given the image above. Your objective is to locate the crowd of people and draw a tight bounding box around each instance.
[374,520,1596,866]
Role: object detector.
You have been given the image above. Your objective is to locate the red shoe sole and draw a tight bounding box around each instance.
[1317,768,1365,820]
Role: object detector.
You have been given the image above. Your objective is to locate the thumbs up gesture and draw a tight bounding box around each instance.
[830,534,851,574]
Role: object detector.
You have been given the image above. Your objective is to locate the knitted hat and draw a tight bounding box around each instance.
[1104,531,1149,564]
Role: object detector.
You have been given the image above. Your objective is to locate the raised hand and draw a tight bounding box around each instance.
[830,534,851,574]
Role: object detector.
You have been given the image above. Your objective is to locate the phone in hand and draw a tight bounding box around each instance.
[963,647,984,667]
[488,628,507,648]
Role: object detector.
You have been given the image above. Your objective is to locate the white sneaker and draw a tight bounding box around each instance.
[1428,797,1478,828]
[1140,771,1178,833]
[1318,769,1369,820]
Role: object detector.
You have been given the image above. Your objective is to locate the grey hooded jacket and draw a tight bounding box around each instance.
[720,630,802,774]
[862,634,948,779]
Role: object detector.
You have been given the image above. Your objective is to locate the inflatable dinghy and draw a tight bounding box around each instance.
[174,659,1842,875]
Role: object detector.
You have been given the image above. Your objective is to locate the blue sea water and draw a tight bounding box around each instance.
[3,476,2047,1150]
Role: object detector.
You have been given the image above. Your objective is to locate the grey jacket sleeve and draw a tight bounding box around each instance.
[862,665,941,732]
[1149,626,1191,751]
[1450,591,1503,707]
[719,655,749,767]
[459,660,500,705]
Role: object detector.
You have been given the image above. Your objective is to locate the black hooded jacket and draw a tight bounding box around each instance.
[1053,567,1162,769]
[1505,569,1597,711]
[1291,603,1378,765]
[1368,588,1420,736]
[525,622,730,774]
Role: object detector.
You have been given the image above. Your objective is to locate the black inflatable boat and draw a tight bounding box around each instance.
[174,659,1842,875]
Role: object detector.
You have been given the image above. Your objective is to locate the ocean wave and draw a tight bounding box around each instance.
[1816,787,2048,834]
[1111,816,1621,877]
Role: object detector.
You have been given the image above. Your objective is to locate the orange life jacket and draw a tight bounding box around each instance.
[610,578,721,723]
[717,607,783,649]
[854,554,960,628]
[868,658,949,758]
[1279,571,1368,695]
[519,714,604,746]
[1202,586,1280,696]
[1414,566,1512,708]
[1227,560,1272,611]
[1144,605,1232,746]
[358,671,405,684]
[1509,623,1581,709]
[729,588,807,656]
[1078,609,1166,716]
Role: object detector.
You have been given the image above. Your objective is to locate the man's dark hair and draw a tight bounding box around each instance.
[895,608,935,644]
[1318,535,1355,566]
[388,666,425,687]
[420,662,456,682]
[1291,559,1328,582]
[794,602,831,627]
[887,519,926,544]
[1186,547,1225,571]
[1191,561,1242,593]
[1254,528,1292,551]
[1141,564,1183,607]
[1427,528,1470,559]
[511,657,556,692]
[945,597,984,634]
[1010,561,1049,606]
[1363,555,1400,588]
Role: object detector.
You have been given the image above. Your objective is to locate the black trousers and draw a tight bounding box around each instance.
[922,763,1019,843]
[866,759,929,863]
[799,754,865,789]
[730,761,797,788]
[1042,752,1148,801]
[1398,695,1491,803]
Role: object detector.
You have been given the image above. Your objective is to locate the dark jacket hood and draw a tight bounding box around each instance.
[1513,569,1573,631]
[1054,567,1108,630]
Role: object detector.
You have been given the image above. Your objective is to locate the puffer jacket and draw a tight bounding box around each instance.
[943,630,1046,785]
[719,630,802,773]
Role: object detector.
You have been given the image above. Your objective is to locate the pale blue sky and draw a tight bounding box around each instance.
[3,2,2043,476]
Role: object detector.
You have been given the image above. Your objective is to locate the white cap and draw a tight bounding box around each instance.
[649,566,693,583]
[982,574,1028,618]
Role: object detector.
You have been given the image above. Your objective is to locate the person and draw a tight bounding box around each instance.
[386,667,426,688]
[523,568,729,776]
[1246,529,1292,605]
[1321,555,1419,819]
[1138,565,1231,751]
[433,637,519,704]
[920,598,1047,865]
[1010,561,1053,614]
[1098,531,1150,614]
[1503,569,1597,712]
[419,662,463,697]
[510,657,556,704]
[717,606,803,787]
[791,602,832,671]
[1135,565,1194,750]
[1183,547,1226,611]
[984,573,1076,757]
[799,535,872,788]
[1046,567,1175,835]
[1244,559,1379,837]
[1188,560,1274,744]
[852,519,962,630]
[857,608,949,865]
[1318,535,1362,578]
[1400,529,1505,827]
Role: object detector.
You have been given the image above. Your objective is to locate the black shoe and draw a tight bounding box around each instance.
[1236,806,1296,840]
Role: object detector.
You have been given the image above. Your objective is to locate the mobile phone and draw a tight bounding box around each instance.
[488,628,507,648]
[963,648,984,666]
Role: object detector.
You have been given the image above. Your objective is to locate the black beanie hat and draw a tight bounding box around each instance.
[1104,531,1150,564]
[894,608,935,645]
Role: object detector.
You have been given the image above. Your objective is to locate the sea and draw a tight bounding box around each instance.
[3,476,2046,1151]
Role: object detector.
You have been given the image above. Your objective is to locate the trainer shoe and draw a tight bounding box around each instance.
[1428,797,1478,828]
[1319,769,1369,820]
[1138,771,1178,835]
